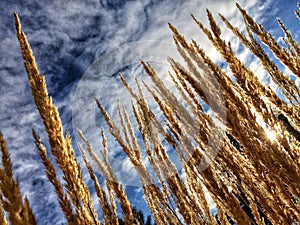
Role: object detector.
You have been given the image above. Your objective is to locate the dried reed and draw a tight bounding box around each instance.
[1,3,299,225]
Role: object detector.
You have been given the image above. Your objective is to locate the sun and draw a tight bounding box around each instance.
[265,128,277,141]
[252,107,277,142]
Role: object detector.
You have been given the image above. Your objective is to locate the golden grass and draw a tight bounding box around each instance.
[14,12,100,225]
[0,132,37,225]
[0,3,299,225]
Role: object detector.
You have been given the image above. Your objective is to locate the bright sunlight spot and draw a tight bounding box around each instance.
[265,128,277,141]
[251,106,277,142]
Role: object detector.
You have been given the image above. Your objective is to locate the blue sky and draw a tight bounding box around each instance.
[0,0,299,224]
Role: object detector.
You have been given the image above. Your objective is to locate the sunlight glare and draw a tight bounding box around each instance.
[265,128,277,141]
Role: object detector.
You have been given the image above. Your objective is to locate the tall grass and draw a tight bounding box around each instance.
[0,3,299,225]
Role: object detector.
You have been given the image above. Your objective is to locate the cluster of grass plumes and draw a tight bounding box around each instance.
[0,3,299,225]
[0,132,37,225]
